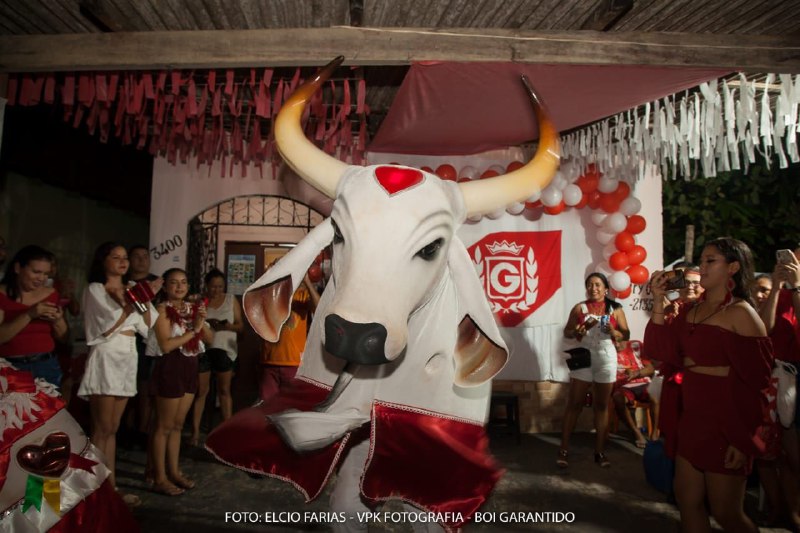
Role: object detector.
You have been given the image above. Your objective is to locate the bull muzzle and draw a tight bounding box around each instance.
[324,314,390,365]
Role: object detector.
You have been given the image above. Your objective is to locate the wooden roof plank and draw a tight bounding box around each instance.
[1,28,797,73]
[1,0,59,34]
[614,0,690,32]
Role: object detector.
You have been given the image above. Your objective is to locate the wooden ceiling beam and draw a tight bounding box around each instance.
[580,0,634,31]
[0,27,798,73]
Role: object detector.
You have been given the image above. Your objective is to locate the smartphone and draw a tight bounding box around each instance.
[777,249,795,265]
[664,269,686,290]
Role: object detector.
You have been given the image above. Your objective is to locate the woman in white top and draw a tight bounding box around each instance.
[189,268,243,446]
[79,242,160,505]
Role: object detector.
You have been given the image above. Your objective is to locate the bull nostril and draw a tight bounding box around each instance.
[324,314,389,365]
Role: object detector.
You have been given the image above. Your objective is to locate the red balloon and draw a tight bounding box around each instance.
[543,200,566,215]
[614,181,631,201]
[627,264,650,285]
[506,161,524,172]
[612,286,632,299]
[579,173,599,194]
[587,190,602,210]
[480,169,499,179]
[615,231,635,252]
[524,200,543,210]
[626,245,647,265]
[626,215,647,234]
[435,164,457,181]
[609,251,630,271]
[574,193,589,209]
[307,264,322,283]
[599,193,621,214]
[420,166,434,173]
[457,177,472,183]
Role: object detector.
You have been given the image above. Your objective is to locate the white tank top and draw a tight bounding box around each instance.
[206,293,238,360]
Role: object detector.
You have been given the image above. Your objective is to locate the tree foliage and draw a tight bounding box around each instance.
[661,162,800,272]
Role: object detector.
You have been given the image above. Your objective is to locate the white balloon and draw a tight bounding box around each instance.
[489,164,506,175]
[506,202,525,215]
[603,212,628,234]
[487,208,505,220]
[620,197,642,216]
[602,242,617,260]
[610,271,631,292]
[596,261,614,276]
[541,186,563,207]
[598,176,619,193]
[591,212,609,227]
[459,165,479,180]
[596,230,615,245]
[552,173,568,191]
[467,214,483,223]
[525,189,541,203]
[562,184,582,206]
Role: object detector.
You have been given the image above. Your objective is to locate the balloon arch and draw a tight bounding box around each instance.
[426,162,649,299]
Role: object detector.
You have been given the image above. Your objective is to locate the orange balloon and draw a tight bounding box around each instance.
[587,190,602,210]
[613,286,632,299]
[599,193,621,213]
[435,164,457,181]
[626,245,647,265]
[543,200,566,215]
[506,161,524,172]
[615,231,635,252]
[626,215,647,234]
[480,169,499,179]
[609,251,630,271]
[626,264,650,285]
[420,166,434,173]
[614,181,631,200]
[525,200,543,210]
[579,173,599,194]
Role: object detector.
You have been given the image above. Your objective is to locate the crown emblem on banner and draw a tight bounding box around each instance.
[486,240,524,255]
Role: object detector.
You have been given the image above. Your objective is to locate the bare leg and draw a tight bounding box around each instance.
[190,371,211,445]
[649,399,661,440]
[559,379,592,452]
[593,381,614,454]
[217,370,234,421]
[153,396,183,494]
[705,471,757,533]
[612,391,646,446]
[167,393,196,488]
[89,395,129,489]
[674,456,712,533]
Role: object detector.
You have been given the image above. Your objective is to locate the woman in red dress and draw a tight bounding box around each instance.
[646,238,772,532]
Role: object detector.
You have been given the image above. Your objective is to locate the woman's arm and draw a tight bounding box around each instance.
[563,304,584,340]
[0,302,59,345]
[227,296,245,333]
[611,307,631,342]
[758,279,781,333]
[303,274,321,310]
[648,271,669,325]
[51,306,69,343]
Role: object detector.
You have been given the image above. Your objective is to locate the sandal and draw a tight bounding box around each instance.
[119,492,142,507]
[152,481,185,496]
[635,439,648,449]
[594,452,611,468]
[556,449,569,468]
[170,473,196,490]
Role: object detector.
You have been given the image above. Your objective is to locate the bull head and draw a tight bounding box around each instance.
[245,56,559,389]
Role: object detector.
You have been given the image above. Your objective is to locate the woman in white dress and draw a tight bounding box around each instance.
[189,268,243,446]
[79,242,160,505]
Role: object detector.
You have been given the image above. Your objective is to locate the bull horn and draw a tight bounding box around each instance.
[275,56,348,199]
[459,76,561,217]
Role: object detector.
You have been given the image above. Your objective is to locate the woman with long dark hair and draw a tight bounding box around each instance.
[0,245,68,384]
[646,237,772,532]
[558,272,630,468]
[78,241,160,506]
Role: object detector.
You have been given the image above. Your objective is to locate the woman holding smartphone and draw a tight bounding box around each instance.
[150,268,212,495]
[79,242,160,507]
[558,272,630,468]
[0,245,68,384]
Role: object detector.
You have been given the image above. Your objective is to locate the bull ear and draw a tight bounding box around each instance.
[243,219,334,341]
[448,239,509,386]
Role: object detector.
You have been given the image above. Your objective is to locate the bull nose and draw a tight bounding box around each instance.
[324,314,389,365]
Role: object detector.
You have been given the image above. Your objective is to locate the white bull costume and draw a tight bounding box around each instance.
[206,57,560,530]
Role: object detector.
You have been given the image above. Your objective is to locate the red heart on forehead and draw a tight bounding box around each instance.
[374,166,424,196]
[17,432,71,478]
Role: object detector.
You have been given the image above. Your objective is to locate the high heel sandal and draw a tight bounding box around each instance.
[556,449,569,468]
[594,452,611,468]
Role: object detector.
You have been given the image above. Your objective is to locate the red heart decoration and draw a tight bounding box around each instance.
[17,432,71,478]
[374,166,424,196]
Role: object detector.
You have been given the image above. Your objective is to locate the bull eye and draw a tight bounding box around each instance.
[331,220,344,245]
[416,238,444,261]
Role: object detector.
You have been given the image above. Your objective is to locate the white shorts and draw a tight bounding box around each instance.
[78,333,138,398]
[569,339,617,384]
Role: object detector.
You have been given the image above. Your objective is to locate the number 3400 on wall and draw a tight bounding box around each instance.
[150,235,183,260]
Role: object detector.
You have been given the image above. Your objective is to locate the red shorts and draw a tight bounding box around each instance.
[149,350,198,398]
